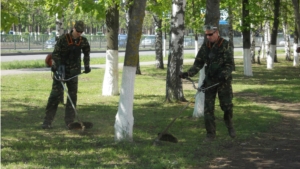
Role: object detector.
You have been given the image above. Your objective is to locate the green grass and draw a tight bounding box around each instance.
[1,54,298,168]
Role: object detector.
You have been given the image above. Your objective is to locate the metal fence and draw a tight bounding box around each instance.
[0,34,288,52]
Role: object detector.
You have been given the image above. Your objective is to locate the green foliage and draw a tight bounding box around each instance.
[185,0,206,35]
[1,0,25,32]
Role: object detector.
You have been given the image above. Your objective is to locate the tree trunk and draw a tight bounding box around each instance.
[114,0,147,142]
[292,0,300,37]
[292,0,300,67]
[153,14,164,69]
[194,32,199,56]
[242,0,253,76]
[124,0,142,74]
[263,21,271,59]
[250,25,256,63]
[269,0,280,66]
[228,5,235,71]
[293,22,299,66]
[165,0,186,103]
[283,21,292,61]
[55,13,64,36]
[102,3,120,96]
[193,65,205,118]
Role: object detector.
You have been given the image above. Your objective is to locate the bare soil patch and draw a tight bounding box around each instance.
[204,92,300,169]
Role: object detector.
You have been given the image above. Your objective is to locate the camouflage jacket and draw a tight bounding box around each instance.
[187,36,234,81]
[52,30,90,76]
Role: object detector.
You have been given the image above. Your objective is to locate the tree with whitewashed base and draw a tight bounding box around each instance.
[102,3,120,96]
[114,0,147,142]
[242,0,253,76]
[267,0,280,69]
[292,0,300,67]
[193,65,205,118]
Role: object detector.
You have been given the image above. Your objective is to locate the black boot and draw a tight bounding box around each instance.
[228,127,236,138]
[42,121,52,129]
[225,119,236,138]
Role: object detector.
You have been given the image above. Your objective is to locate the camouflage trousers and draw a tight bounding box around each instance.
[204,80,233,137]
[44,76,78,125]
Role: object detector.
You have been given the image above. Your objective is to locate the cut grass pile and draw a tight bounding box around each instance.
[1,55,299,168]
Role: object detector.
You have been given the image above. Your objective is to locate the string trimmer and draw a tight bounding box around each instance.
[153,77,219,145]
[54,66,93,131]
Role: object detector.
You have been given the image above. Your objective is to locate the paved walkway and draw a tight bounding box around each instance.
[1,59,197,76]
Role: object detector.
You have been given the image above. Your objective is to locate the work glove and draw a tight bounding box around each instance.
[51,64,57,73]
[83,66,91,74]
[296,47,300,53]
[179,72,189,79]
[199,77,207,92]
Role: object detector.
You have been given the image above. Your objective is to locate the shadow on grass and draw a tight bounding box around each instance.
[1,92,283,168]
[1,60,299,168]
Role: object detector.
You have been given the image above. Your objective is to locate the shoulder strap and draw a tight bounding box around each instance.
[206,37,224,48]
[66,33,73,46]
[65,33,82,46]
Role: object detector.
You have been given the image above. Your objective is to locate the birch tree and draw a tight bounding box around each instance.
[114,0,147,142]
[281,1,291,61]
[55,13,64,37]
[147,0,172,69]
[165,0,186,102]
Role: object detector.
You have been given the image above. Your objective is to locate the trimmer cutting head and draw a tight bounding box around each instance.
[157,133,178,143]
[68,122,93,130]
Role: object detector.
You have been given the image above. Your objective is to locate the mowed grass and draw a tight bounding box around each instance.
[1,54,299,168]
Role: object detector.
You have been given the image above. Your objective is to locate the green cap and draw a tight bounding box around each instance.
[74,21,84,32]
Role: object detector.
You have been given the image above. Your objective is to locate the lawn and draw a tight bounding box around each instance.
[1,55,299,168]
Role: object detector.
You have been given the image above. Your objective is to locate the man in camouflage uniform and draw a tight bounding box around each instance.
[42,21,91,129]
[179,25,235,141]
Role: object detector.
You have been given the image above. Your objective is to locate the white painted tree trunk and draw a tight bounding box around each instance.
[293,43,299,66]
[163,38,167,57]
[267,44,276,69]
[55,13,64,36]
[114,66,136,142]
[102,50,119,96]
[264,21,271,59]
[195,40,199,56]
[260,36,265,59]
[282,22,291,60]
[193,65,205,118]
[250,25,256,63]
[243,49,253,76]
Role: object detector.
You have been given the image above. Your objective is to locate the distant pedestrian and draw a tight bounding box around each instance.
[42,21,91,129]
[179,24,235,142]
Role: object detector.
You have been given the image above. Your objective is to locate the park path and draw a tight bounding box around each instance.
[0,59,196,76]
[204,92,300,169]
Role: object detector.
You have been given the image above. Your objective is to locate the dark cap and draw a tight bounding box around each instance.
[74,21,84,32]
